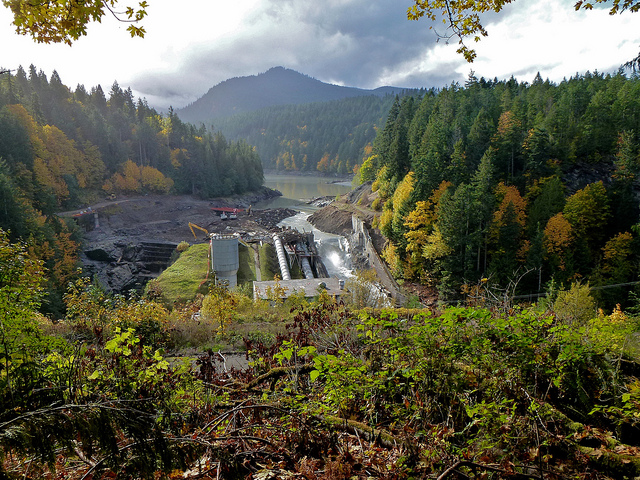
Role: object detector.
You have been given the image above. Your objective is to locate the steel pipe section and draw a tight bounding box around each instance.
[272,234,291,281]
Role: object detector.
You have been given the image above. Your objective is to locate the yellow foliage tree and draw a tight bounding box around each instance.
[317,153,330,172]
[105,160,173,194]
[6,105,106,204]
[404,180,452,279]
[170,148,189,169]
[201,284,238,333]
[141,165,174,193]
[543,212,572,272]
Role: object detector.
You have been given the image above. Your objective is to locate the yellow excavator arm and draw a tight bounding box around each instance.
[189,222,210,240]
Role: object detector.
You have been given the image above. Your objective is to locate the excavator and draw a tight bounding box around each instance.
[189,222,211,240]
[188,222,250,247]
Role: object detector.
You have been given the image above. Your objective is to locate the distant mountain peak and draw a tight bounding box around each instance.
[176,67,409,124]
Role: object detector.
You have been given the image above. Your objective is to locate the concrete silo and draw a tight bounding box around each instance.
[210,234,239,288]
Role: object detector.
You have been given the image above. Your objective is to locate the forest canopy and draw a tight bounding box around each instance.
[212,94,406,174]
[363,70,640,307]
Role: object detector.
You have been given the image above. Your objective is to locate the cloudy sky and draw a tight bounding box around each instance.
[1,0,639,109]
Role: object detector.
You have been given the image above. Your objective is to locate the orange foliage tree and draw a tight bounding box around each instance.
[543,212,573,275]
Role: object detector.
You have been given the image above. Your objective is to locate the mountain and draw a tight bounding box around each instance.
[176,67,410,124]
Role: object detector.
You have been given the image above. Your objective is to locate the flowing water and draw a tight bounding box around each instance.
[256,174,354,279]
[280,211,354,279]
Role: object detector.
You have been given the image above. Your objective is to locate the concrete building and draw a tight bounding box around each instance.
[252,277,343,301]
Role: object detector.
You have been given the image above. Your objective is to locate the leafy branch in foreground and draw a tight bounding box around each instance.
[0,326,200,479]
[2,263,640,478]
[407,0,640,62]
[2,0,148,44]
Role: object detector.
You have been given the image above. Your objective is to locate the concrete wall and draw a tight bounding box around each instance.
[351,215,406,306]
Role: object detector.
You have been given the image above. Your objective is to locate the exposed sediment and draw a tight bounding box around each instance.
[306,205,353,236]
[67,188,296,294]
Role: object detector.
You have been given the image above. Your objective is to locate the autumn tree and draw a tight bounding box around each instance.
[492,110,523,181]
[104,159,173,194]
[407,0,640,64]
[404,180,452,280]
[359,154,378,183]
[543,212,573,281]
[3,0,148,44]
[563,181,611,263]
[488,182,528,282]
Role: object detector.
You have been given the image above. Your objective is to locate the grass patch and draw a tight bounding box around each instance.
[259,243,279,280]
[237,244,256,284]
[153,243,210,305]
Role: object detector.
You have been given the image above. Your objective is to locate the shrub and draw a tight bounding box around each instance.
[553,281,596,325]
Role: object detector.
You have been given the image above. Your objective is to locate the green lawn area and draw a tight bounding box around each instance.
[259,243,278,281]
[237,244,256,283]
[153,243,210,305]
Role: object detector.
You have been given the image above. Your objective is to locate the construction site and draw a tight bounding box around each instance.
[68,192,348,300]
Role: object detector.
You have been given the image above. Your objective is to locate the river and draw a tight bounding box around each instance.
[256,174,355,279]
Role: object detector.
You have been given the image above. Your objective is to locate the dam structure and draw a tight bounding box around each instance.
[211,234,240,288]
[253,231,338,301]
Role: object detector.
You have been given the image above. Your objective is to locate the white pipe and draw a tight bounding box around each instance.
[272,234,291,280]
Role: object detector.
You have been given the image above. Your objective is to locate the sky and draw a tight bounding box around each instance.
[1,0,640,110]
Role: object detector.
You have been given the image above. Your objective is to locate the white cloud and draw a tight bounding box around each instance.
[2,0,639,109]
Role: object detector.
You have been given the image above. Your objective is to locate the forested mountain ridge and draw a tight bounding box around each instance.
[211,94,412,174]
[0,65,264,315]
[176,66,412,124]
[363,71,640,308]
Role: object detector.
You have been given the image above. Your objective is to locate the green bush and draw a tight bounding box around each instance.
[553,281,596,325]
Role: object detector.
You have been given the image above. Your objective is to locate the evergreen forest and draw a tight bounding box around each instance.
[211,94,411,174]
[363,70,640,308]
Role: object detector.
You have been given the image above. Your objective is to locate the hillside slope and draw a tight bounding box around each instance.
[177,66,410,123]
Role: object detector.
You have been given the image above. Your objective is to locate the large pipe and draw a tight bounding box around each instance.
[300,257,314,279]
[272,234,291,280]
[298,243,315,279]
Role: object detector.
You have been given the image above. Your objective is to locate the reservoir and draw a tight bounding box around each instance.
[255,174,353,211]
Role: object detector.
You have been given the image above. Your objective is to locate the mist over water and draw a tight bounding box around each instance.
[254,174,353,210]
